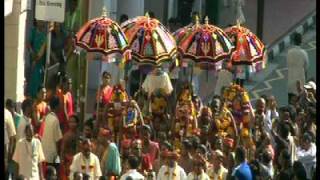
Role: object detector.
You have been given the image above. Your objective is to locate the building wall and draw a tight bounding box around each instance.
[5,0,28,104]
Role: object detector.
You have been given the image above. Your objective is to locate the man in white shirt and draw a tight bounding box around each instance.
[4,106,16,175]
[287,33,309,97]
[17,99,34,141]
[13,124,45,179]
[187,157,210,180]
[120,155,145,180]
[208,150,228,180]
[157,150,187,180]
[296,132,316,179]
[69,138,102,180]
[41,97,63,171]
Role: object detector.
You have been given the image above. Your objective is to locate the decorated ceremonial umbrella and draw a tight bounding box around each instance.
[224,22,266,72]
[74,8,129,61]
[121,13,177,68]
[174,16,234,82]
[74,7,129,123]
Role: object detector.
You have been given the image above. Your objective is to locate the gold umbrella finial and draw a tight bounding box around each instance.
[102,6,107,17]
[145,12,150,18]
[236,19,241,28]
[195,15,200,26]
[204,16,209,25]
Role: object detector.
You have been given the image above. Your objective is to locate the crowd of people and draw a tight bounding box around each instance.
[4,0,316,178]
[4,65,317,180]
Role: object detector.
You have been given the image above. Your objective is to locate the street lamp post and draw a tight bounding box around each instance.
[257,0,264,40]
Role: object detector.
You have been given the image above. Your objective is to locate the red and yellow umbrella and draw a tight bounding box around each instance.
[174,16,234,70]
[121,13,177,67]
[224,23,266,71]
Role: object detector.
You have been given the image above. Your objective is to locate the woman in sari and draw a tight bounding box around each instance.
[57,77,75,133]
[26,20,47,99]
[32,87,49,134]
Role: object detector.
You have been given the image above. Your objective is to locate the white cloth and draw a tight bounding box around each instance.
[13,138,45,179]
[142,72,173,96]
[41,112,63,163]
[288,135,297,165]
[297,143,316,179]
[5,108,16,146]
[157,164,187,180]
[215,69,233,95]
[17,115,32,141]
[207,165,228,180]
[187,171,210,180]
[120,169,145,180]
[287,46,309,95]
[69,152,102,180]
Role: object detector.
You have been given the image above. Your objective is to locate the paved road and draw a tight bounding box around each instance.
[248,27,316,107]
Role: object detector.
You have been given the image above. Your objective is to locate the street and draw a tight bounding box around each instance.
[248,26,316,107]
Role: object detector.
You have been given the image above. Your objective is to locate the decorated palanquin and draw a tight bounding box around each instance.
[222,83,253,147]
[174,85,197,138]
[105,84,129,143]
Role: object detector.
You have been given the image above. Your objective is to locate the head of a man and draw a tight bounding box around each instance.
[235,146,246,164]
[293,33,302,46]
[22,99,33,118]
[25,124,34,142]
[84,119,95,139]
[37,86,47,101]
[81,138,92,158]
[300,132,312,150]
[255,98,266,114]
[49,96,60,112]
[141,125,152,143]
[69,115,79,131]
[5,99,16,115]
[211,98,221,115]
[131,139,142,157]
[212,150,224,168]
[128,155,140,170]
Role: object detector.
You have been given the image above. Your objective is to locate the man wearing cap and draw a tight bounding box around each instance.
[69,138,102,180]
[208,150,228,180]
[157,150,187,180]
[298,81,317,110]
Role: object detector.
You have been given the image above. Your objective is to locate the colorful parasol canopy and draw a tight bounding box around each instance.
[121,13,177,67]
[174,16,234,69]
[74,8,129,62]
[224,24,265,67]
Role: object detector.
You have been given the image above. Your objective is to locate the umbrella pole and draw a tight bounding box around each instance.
[206,64,209,82]
[190,64,194,86]
[43,22,52,87]
[96,60,102,127]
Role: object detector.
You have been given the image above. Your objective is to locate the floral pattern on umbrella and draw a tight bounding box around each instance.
[224,24,266,71]
[174,16,234,66]
[121,14,177,67]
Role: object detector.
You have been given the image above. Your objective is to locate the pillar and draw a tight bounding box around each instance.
[5,0,28,106]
